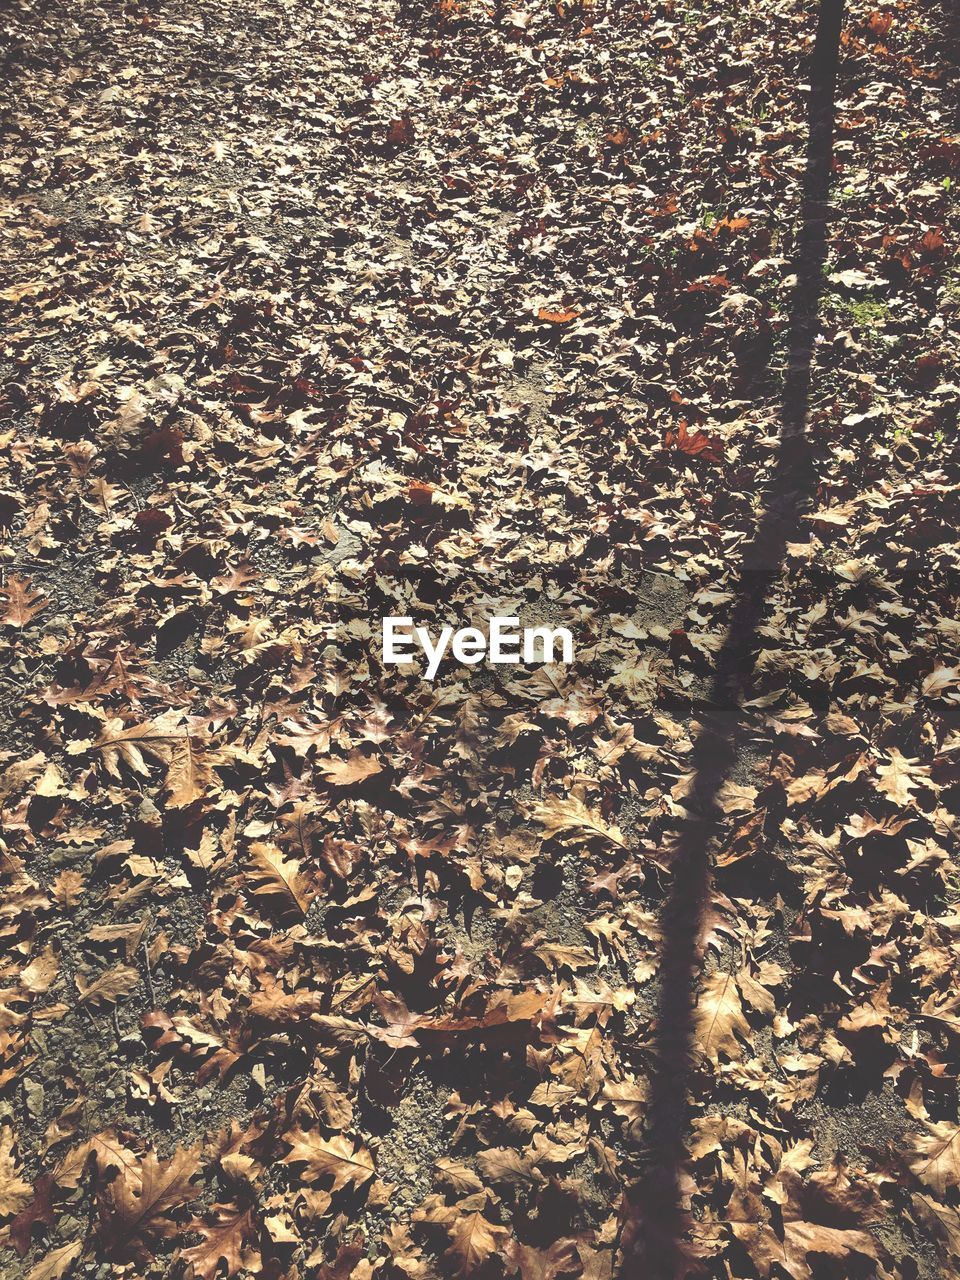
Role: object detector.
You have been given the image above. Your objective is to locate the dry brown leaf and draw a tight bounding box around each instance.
[98,1145,200,1247]
[165,734,214,808]
[94,712,215,806]
[180,1204,258,1279]
[876,748,926,806]
[922,665,960,698]
[386,117,414,146]
[246,842,315,919]
[433,1158,483,1197]
[0,1127,32,1219]
[444,1211,511,1275]
[476,1146,541,1188]
[26,1240,84,1280]
[20,946,59,995]
[532,794,625,847]
[908,1121,960,1196]
[0,575,48,627]
[76,964,140,1008]
[912,1193,960,1261]
[695,972,750,1063]
[781,1219,879,1280]
[94,715,184,778]
[505,1238,581,1280]
[319,750,383,787]
[54,1128,138,1189]
[536,306,579,324]
[281,1130,375,1191]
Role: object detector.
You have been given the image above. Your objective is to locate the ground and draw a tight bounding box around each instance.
[1,0,960,1278]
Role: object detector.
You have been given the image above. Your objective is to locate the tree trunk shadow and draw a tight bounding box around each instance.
[616,3,845,1276]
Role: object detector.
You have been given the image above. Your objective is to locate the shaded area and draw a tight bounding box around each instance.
[617,2,846,1275]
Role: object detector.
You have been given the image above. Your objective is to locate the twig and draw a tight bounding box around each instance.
[141,939,156,1006]
[406,693,444,736]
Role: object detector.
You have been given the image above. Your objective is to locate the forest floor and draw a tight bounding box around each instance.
[1,0,960,1278]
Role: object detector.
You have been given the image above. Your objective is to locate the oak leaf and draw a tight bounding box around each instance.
[0,575,47,627]
[98,1145,200,1250]
[20,946,59,995]
[76,964,140,1007]
[53,1127,138,1189]
[912,1193,960,1260]
[0,1127,32,1218]
[444,1211,510,1275]
[601,1080,646,1127]
[246,842,315,919]
[876,748,925,805]
[537,307,579,324]
[476,1147,541,1189]
[281,1130,375,1192]
[737,968,777,1017]
[532,795,625,847]
[908,1121,960,1196]
[94,715,184,778]
[319,750,383,787]
[433,1159,483,1197]
[922,665,960,698]
[780,1219,879,1280]
[165,734,214,808]
[94,713,215,807]
[504,1238,581,1280]
[180,1204,258,1280]
[695,972,750,1063]
[731,1215,878,1280]
[9,1173,56,1254]
[26,1241,84,1280]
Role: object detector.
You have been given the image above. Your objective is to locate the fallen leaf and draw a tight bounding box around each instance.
[0,576,47,628]
[180,1204,258,1280]
[76,964,140,1008]
[445,1211,510,1275]
[26,1241,84,1280]
[908,1122,960,1196]
[536,307,580,324]
[0,1128,33,1219]
[695,972,750,1063]
[319,751,383,787]
[281,1131,375,1192]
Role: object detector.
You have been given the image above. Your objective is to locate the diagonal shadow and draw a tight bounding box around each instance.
[617,2,845,1275]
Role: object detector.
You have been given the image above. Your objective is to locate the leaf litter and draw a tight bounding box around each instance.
[0,0,959,1277]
